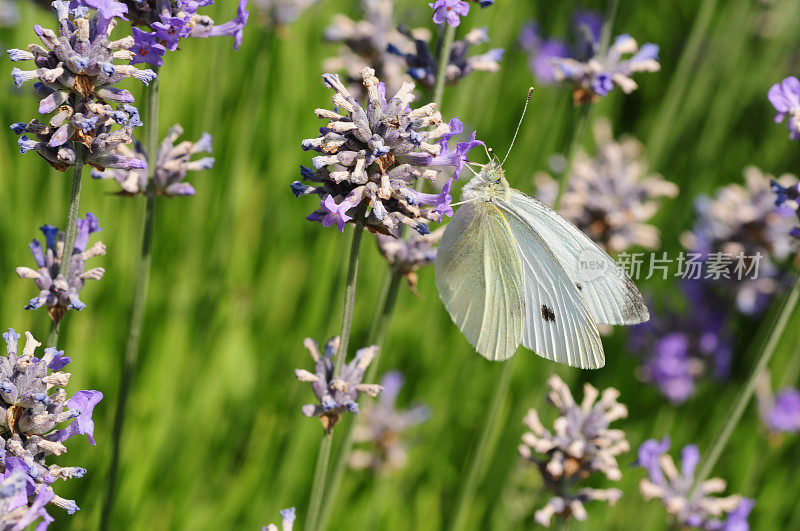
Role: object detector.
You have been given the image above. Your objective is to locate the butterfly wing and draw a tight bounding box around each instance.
[505,190,650,326]
[497,200,605,369]
[435,202,525,361]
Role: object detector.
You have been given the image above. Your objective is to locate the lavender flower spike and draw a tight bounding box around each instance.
[388,26,503,91]
[348,371,430,473]
[92,124,214,196]
[755,371,800,433]
[637,438,754,529]
[535,119,677,252]
[518,375,628,527]
[768,76,800,139]
[262,507,296,531]
[296,67,481,236]
[16,214,106,325]
[8,2,149,171]
[296,337,383,433]
[0,329,103,523]
[376,228,443,293]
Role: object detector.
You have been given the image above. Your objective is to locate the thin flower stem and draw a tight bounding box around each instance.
[554,104,592,211]
[692,276,800,492]
[432,23,456,109]
[306,433,333,531]
[451,357,516,531]
[316,270,401,530]
[100,65,160,531]
[48,143,86,348]
[305,215,366,531]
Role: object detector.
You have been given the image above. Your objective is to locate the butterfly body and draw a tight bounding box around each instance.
[435,161,649,369]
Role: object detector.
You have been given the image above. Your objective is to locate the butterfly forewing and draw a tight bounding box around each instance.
[504,191,650,325]
[498,200,605,369]
[435,202,525,361]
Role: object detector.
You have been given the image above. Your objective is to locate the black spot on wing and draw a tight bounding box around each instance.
[575,283,583,291]
[541,304,556,323]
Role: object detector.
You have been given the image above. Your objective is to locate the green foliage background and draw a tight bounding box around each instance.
[2,0,800,529]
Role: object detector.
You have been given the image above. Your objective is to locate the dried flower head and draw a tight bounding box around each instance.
[348,371,430,474]
[628,279,733,404]
[518,375,628,527]
[92,124,213,196]
[323,0,421,98]
[293,67,481,236]
[295,337,382,433]
[16,213,106,325]
[520,11,659,104]
[123,0,250,66]
[768,76,800,139]
[535,120,677,252]
[756,371,800,434]
[0,329,103,522]
[262,507,296,531]
[388,26,503,91]
[681,166,797,315]
[637,437,754,529]
[376,227,443,292]
[8,1,151,171]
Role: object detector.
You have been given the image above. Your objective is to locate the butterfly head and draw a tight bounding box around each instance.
[462,159,510,202]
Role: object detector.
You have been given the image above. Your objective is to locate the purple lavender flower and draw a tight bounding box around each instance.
[262,507,296,531]
[323,0,416,98]
[103,0,250,53]
[376,227,443,292]
[92,124,213,196]
[768,76,800,139]
[681,166,797,316]
[535,120,677,252]
[429,0,469,27]
[0,468,55,530]
[16,214,106,325]
[518,375,628,527]
[130,27,167,66]
[8,2,150,171]
[628,279,733,404]
[348,371,430,473]
[0,329,103,521]
[521,11,659,104]
[770,178,800,239]
[294,67,481,236]
[756,372,800,434]
[295,337,382,433]
[637,438,753,529]
[388,26,503,91]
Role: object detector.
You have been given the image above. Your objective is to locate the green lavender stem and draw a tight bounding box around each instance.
[305,215,366,531]
[451,357,516,531]
[100,65,160,531]
[316,23,458,529]
[553,104,591,210]
[432,23,456,109]
[692,276,800,491]
[47,143,86,348]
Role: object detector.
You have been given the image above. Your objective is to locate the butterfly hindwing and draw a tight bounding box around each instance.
[498,200,605,369]
[505,190,650,325]
[435,202,525,361]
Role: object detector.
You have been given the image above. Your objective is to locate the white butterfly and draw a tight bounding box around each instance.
[435,116,649,368]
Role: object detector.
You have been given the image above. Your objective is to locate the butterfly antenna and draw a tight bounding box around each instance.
[501,87,534,166]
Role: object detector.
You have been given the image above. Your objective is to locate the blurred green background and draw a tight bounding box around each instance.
[2,0,800,529]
